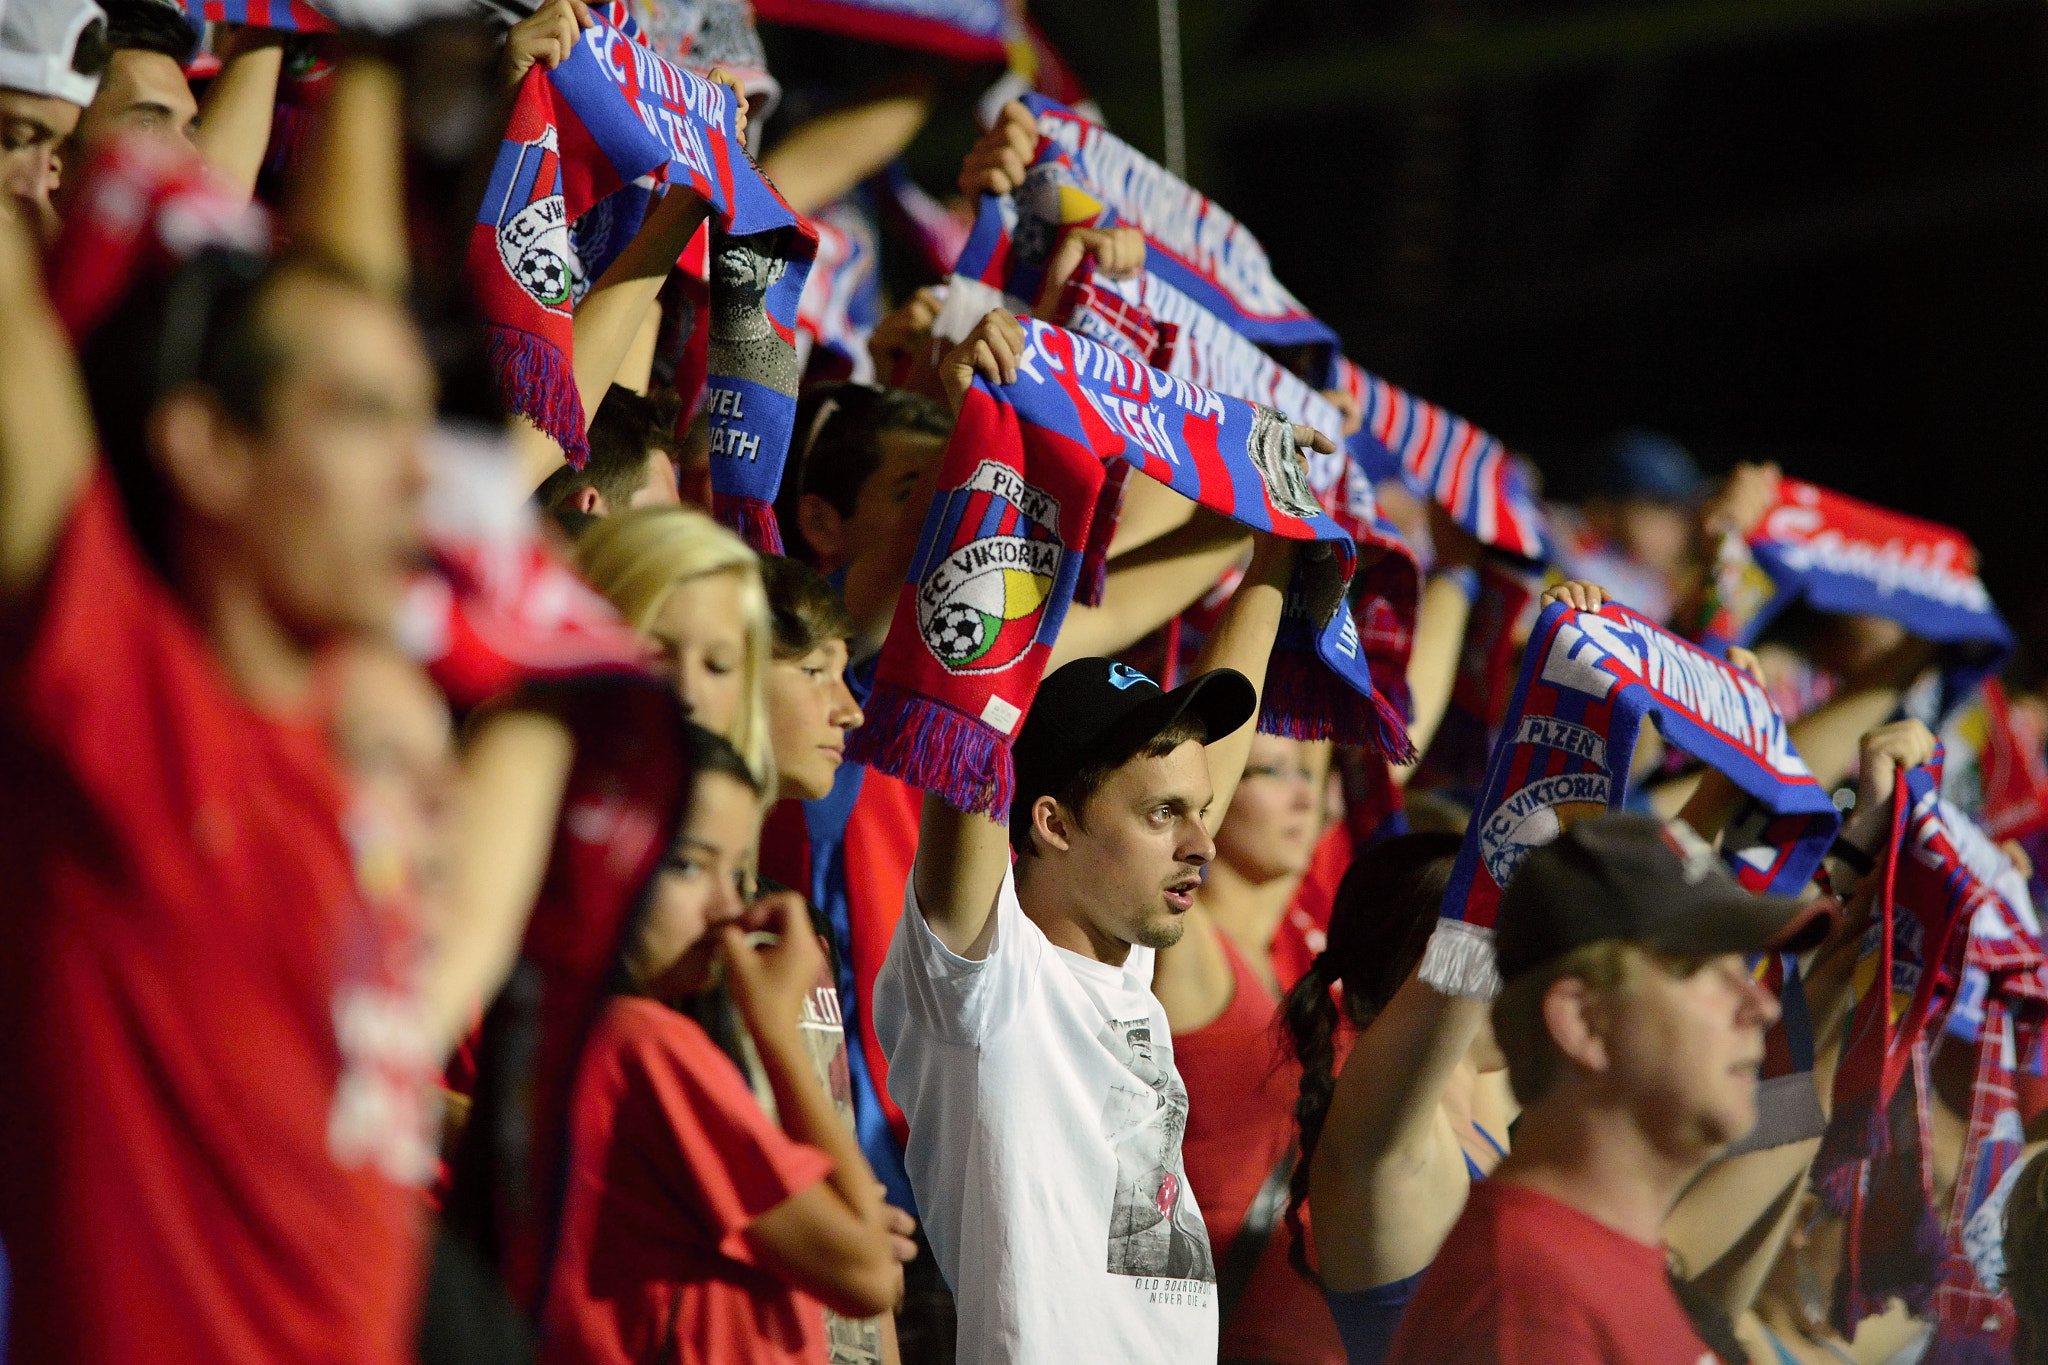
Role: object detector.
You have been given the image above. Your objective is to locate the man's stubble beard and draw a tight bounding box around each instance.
[1128,905,1187,951]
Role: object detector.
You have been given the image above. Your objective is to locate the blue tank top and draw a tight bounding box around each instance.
[1324,1121,1505,1365]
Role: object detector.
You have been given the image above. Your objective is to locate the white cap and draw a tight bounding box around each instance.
[0,0,106,108]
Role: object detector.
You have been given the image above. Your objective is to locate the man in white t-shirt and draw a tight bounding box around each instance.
[871,315,1310,1358]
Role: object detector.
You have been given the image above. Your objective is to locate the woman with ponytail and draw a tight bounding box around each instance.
[1275,831,1515,1365]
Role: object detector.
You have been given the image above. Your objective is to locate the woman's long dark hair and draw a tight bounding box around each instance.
[1277,831,1462,1283]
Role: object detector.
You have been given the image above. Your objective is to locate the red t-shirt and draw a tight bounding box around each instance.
[1176,932,1346,1365]
[541,996,838,1365]
[1386,1182,1724,1365]
[0,474,428,1364]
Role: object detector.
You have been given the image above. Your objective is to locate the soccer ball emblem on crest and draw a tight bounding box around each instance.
[930,604,990,666]
[915,461,1066,676]
[491,126,573,315]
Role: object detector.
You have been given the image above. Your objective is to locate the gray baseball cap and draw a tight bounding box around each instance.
[0,0,109,108]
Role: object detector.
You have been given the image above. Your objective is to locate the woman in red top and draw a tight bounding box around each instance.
[1154,731,1350,1365]
[541,727,913,1364]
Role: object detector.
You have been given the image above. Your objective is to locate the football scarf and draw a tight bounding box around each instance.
[795,196,883,385]
[397,429,651,711]
[934,96,1423,699]
[1420,600,1839,998]
[1332,355,1550,563]
[1929,915,2047,1364]
[1815,761,2037,1253]
[181,0,332,30]
[1694,479,2013,716]
[470,20,815,550]
[846,317,1414,820]
[941,96,1352,456]
[48,135,272,344]
[748,0,1015,63]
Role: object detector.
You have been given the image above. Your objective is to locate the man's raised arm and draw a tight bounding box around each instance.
[0,204,95,599]
[908,308,1029,959]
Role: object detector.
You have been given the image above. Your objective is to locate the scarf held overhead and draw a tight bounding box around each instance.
[1819,761,2037,1183]
[846,317,1413,820]
[935,97,1421,701]
[749,0,1015,62]
[1421,600,1839,998]
[469,20,814,549]
[1697,478,2012,715]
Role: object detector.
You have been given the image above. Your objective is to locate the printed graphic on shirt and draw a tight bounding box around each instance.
[1098,1016,1215,1284]
[799,966,883,1365]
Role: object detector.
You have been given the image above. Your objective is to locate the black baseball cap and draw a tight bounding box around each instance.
[1494,811,1833,982]
[1009,657,1256,849]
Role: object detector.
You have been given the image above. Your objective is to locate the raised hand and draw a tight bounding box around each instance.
[938,308,1025,413]
[502,0,591,87]
[719,891,826,1038]
[706,68,750,141]
[1541,580,1609,613]
[1848,718,1937,837]
[1701,460,1781,540]
[1320,385,1366,437]
[958,99,1038,198]
[867,285,945,385]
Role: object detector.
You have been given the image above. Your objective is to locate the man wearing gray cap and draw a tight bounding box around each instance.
[1384,807,1857,1365]
[0,0,106,237]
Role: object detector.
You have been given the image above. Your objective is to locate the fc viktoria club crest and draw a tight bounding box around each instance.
[489,126,573,313]
[916,461,1065,675]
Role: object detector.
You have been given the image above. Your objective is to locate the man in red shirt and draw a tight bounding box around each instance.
[1387,813,1824,1365]
[0,97,439,1365]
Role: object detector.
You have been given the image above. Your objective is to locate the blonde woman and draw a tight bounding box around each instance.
[576,506,776,792]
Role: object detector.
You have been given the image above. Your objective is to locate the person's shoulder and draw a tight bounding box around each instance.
[596,996,720,1069]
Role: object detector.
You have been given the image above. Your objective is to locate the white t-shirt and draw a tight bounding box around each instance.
[873,866,1219,1365]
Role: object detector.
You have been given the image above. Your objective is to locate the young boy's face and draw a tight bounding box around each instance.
[836,428,944,561]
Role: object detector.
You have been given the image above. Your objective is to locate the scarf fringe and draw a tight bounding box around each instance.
[1417,918,1503,1000]
[486,325,589,471]
[1814,1094,1887,1216]
[843,682,1013,819]
[713,493,785,557]
[1260,648,1419,765]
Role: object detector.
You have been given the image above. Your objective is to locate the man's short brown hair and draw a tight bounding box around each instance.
[535,384,681,514]
[1012,715,1208,858]
[1490,939,1634,1107]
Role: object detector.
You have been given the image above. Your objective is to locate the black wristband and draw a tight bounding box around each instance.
[1827,836,1876,878]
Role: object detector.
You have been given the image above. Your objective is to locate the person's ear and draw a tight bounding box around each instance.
[572,484,607,515]
[148,388,254,523]
[797,492,846,563]
[1032,795,1075,854]
[1542,975,1611,1077]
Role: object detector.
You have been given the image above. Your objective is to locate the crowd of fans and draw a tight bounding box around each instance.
[2,0,2046,1362]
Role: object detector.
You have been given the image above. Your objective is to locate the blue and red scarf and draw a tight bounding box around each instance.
[847,317,1413,819]
[938,96,1422,703]
[470,21,814,547]
[1814,759,2048,1346]
[1695,479,2012,716]
[1332,356,1550,563]
[1421,600,1839,997]
[1819,759,2036,1176]
[749,0,1014,63]
[1928,906,2046,1363]
[795,195,883,385]
[946,97,1352,453]
[182,0,331,29]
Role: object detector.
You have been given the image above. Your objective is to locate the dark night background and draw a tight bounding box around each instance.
[900,0,2048,659]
